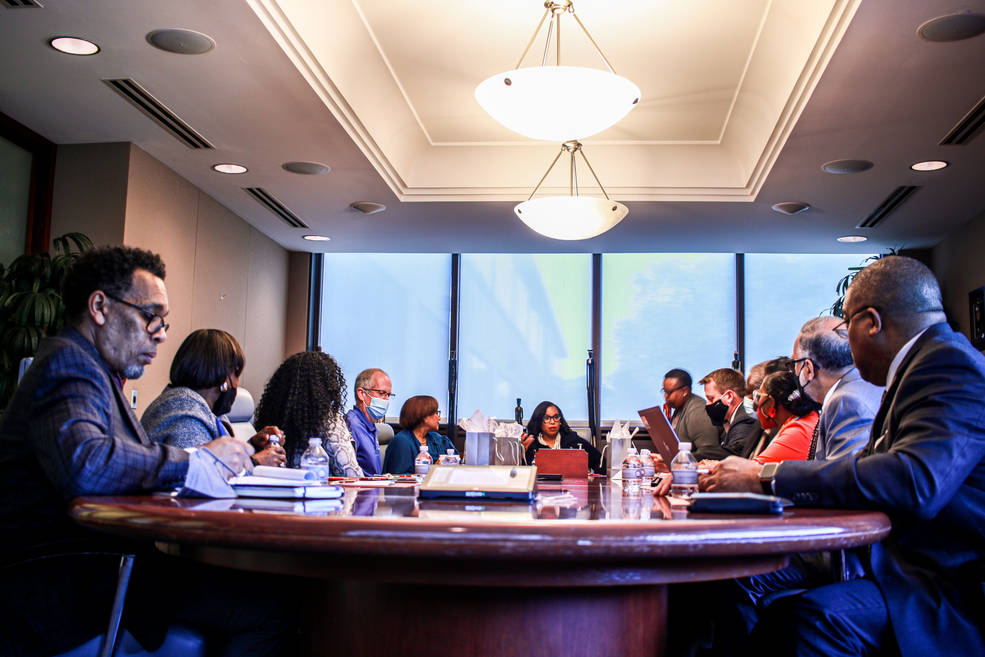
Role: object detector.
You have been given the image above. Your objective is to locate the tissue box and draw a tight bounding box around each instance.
[465,431,495,465]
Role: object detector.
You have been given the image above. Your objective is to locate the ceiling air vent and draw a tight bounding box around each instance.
[102,79,213,149]
[857,186,920,229]
[244,188,308,229]
[940,95,985,145]
[1,0,43,7]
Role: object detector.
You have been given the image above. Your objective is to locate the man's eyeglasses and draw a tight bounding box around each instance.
[662,385,686,397]
[543,414,561,422]
[832,307,872,339]
[105,292,169,334]
[787,357,811,374]
[362,388,396,399]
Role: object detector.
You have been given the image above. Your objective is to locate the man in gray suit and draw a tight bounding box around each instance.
[792,316,883,460]
[662,368,728,461]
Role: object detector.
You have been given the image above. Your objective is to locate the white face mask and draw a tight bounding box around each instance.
[367,395,389,420]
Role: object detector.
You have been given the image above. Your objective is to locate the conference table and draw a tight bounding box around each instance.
[70,479,890,657]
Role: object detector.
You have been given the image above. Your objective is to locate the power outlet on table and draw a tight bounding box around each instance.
[130,389,138,409]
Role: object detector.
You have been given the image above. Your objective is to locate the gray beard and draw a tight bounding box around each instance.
[123,364,145,379]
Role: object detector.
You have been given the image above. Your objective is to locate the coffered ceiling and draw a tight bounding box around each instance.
[1,0,984,253]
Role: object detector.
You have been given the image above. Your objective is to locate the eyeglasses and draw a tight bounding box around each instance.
[362,388,396,399]
[752,389,770,411]
[432,410,441,417]
[105,292,169,334]
[787,357,811,374]
[832,307,872,339]
[543,414,561,422]
[662,385,686,397]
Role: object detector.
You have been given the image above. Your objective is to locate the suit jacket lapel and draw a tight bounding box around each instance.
[110,380,152,445]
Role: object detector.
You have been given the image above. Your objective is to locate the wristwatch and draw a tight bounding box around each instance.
[759,462,780,496]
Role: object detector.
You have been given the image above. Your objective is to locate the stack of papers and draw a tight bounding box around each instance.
[229,466,344,499]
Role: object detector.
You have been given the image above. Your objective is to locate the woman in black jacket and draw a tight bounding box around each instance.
[523,400,603,473]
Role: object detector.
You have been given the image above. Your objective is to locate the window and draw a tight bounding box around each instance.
[319,254,451,421]
[744,253,876,368]
[0,135,31,265]
[458,254,591,423]
[601,254,736,420]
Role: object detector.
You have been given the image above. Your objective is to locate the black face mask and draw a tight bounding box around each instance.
[705,399,729,426]
[212,386,237,417]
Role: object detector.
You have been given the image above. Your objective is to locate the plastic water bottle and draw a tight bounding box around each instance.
[670,442,699,499]
[414,445,433,476]
[621,447,643,495]
[300,437,329,482]
[639,448,655,479]
[441,448,460,465]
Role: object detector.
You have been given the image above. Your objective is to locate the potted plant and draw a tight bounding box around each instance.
[829,249,898,317]
[0,232,92,406]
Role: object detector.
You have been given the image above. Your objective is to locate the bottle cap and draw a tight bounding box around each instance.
[447,449,455,454]
[679,442,692,450]
[308,437,321,445]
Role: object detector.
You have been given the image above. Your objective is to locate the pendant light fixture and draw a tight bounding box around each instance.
[475,1,640,142]
[514,141,628,240]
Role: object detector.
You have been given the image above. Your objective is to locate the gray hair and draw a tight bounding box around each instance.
[354,367,387,394]
[798,317,853,370]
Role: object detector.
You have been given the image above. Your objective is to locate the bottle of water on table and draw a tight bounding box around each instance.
[300,437,329,482]
[441,448,460,465]
[621,446,643,495]
[639,448,655,479]
[414,445,433,476]
[670,442,699,499]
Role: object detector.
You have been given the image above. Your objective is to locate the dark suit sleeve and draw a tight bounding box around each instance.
[31,345,188,498]
[682,410,729,461]
[722,415,760,457]
[776,340,985,518]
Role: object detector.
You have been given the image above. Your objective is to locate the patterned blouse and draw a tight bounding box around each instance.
[288,413,364,477]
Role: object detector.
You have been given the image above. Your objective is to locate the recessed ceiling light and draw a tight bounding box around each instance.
[303,235,331,242]
[146,29,216,55]
[822,159,874,175]
[918,12,985,42]
[771,201,811,216]
[49,37,100,56]
[282,161,331,175]
[211,163,247,174]
[837,235,868,243]
[910,160,949,172]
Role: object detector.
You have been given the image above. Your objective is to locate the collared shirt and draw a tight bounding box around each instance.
[886,327,931,390]
[822,374,844,410]
[345,406,382,476]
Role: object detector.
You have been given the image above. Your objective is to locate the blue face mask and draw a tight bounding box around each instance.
[367,396,389,420]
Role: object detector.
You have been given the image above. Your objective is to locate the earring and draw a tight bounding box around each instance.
[220,381,229,392]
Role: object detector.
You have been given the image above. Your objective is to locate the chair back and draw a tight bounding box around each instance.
[376,422,394,460]
[226,388,256,442]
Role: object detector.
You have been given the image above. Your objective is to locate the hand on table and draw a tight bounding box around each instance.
[202,436,254,478]
[698,456,762,493]
[652,471,673,497]
[253,443,287,467]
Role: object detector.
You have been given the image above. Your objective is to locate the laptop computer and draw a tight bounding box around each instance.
[637,405,680,466]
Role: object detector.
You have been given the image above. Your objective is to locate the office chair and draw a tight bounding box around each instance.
[226,387,257,442]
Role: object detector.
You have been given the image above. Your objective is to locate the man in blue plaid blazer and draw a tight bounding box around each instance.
[0,246,285,656]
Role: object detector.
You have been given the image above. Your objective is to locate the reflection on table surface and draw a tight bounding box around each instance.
[170,479,685,521]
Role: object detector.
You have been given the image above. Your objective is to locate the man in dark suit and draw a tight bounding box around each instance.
[0,246,283,656]
[793,316,883,460]
[661,368,728,460]
[699,368,761,458]
[703,256,985,656]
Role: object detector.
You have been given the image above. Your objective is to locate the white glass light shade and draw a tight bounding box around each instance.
[476,66,640,141]
[514,196,628,240]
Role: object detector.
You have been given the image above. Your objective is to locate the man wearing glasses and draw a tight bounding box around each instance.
[0,246,281,656]
[661,368,728,461]
[345,367,394,475]
[702,256,985,657]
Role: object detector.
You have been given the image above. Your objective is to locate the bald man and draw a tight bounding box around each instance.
[702,256,985,657]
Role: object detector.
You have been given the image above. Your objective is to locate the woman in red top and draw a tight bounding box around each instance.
[751,370,819,464]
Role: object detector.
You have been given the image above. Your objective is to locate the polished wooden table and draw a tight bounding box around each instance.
[71,481,889,657]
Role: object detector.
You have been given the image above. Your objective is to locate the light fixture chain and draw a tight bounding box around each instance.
[570,11,616,74]
[528,145,568,200]
[541,13,555,66]
[556,11,561,66]
[578,149,610,201]
[514,6,553,70]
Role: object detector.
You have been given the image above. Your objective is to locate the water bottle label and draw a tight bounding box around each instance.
[415,463,430,476]
[672,469,698,485]
[623,465,641,479]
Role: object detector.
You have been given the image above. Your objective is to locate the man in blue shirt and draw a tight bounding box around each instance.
[344,367,392,475]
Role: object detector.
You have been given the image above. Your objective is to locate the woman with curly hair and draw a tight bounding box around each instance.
[254,351,363,476]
